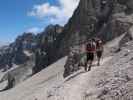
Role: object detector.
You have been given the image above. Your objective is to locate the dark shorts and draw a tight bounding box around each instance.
[87,53,94,61]
[96,51,103,58]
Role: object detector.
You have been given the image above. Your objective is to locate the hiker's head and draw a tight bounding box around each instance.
[94,37,101,41]
[92,38,96,42]
[97,38,101,41]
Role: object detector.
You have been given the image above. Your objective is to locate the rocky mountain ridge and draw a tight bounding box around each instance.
[1,0,133,93]
[0,24,63,90]
[55,0,133,58]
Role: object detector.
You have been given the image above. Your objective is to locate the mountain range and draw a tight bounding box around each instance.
[0,0,133,100]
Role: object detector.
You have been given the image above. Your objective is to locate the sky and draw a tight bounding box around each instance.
[0,0,79,44]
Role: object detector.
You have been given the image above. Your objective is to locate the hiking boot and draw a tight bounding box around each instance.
[85,66,88,71]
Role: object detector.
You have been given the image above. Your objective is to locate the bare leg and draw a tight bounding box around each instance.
[97,51,102,66]
[88,60,92,71]
[85,61,88,71]
[97,57,100,66]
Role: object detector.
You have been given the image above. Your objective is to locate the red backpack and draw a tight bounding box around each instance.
[86,41,96,52]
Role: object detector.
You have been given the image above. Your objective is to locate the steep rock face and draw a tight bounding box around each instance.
[32,24,63,73]
[0,24,63,72]
[11,33,36,64]
[59,0,133,77]
[0,33,36,70]
[29,0,133,77]
[55,0,133,58]
[56,0,114,57]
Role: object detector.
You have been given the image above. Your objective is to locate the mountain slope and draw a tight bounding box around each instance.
[0,54,111,100]
[1,0,133,91]
[48,42,133,100]
[0,57,67,100]
[47,56,112,100]
[0,41,133,100]
[1,0,133,99]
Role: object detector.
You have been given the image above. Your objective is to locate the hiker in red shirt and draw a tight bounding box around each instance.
[85,38,96,71]
[95,38,104,66]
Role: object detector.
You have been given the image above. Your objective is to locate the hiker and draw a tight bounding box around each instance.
[95,38,104,66]
[85,38,96,71]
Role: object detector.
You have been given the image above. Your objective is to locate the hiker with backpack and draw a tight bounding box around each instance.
[95,38,104,66]
[85,38,96,71]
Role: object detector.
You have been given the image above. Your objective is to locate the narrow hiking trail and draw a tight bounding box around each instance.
[48,56,112,100]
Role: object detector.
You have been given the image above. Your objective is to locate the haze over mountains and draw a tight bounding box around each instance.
[0,42,9,47]
[0,0,133,100]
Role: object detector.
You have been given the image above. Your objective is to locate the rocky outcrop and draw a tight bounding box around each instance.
[55,0,114,57]
[32,24,63,74]
[53,0,133,57]
[60,0,133,77]
[0,24,63,90]
[63,47,81,78]
[0,24,63,72]
[0,72,15,91]
[0,33,36,70]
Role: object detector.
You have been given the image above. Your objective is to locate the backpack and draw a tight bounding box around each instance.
[86,41,96,52]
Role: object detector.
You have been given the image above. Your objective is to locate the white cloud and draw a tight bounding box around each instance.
[26,27,43,34]
[28,0,80,25]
